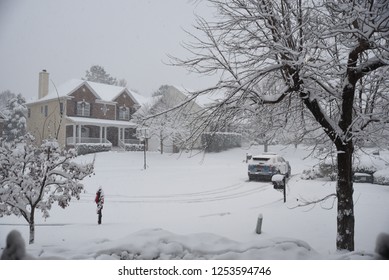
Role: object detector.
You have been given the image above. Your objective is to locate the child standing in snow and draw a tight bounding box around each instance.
[95,187,104,224]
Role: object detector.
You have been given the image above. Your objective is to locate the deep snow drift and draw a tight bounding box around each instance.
[1,145,388,259]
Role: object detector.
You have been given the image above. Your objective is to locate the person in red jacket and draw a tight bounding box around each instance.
[95,187,104,224]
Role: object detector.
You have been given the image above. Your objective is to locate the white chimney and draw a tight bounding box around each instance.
[38,70,49,99]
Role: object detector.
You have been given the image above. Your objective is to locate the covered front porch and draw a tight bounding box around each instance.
[65,117,143,152]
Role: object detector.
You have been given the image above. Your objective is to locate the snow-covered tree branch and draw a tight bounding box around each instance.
[171,0,389,251]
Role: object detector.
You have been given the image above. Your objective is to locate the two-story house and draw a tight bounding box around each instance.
[26,70,146,152]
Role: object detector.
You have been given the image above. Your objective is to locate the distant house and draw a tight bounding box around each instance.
[26,70,147,153]
[138,85,227,153]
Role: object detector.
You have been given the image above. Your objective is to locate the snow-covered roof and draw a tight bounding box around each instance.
[28,79,147,106]
[172,85,225,108]
[130,91,149,107]
[37,79,85,102]
[66,116,137,128]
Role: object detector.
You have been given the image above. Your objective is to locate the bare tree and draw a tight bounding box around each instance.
[136,86,198,153]
[172,0,389,251]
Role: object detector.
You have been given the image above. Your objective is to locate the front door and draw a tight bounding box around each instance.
[107,127,118,146]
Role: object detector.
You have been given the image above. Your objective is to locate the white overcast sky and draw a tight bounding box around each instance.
[0,0,217,101]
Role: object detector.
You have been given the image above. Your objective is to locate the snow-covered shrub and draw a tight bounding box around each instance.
[373,168,389,186]
[301,167,322,180]
[300,163,337,180]
[124,144,144,151]
[353,153,387,175]
[76,143,111,155]
[318,161,337,181]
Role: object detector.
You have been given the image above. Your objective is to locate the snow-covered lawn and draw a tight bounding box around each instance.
[1,145,388,259]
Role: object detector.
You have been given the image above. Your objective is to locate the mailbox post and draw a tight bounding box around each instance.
[272,174,286,203]
[136,128,149,170]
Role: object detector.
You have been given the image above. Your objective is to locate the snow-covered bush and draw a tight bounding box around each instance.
[301,160,337,180]
[353,153,387,175]
[301,167,322,180]
[76,143,111,155]
[318,162,337,181]
[124,144,144,151]
[373,168,389,186]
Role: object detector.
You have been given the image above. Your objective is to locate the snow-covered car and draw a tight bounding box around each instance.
[248,153,291,181]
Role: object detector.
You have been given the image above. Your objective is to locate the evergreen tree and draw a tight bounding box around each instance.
[3,94,27,142]
[83,65,118,85]
[0,90,16,111]
[152,85,170,97]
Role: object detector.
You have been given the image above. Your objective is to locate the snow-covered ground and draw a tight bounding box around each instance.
[1,145,388,259]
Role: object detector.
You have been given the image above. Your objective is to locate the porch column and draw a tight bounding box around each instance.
[118,127,121,143]
[73,124,76,145]
[99,126,103,143]
[78,124,82,143]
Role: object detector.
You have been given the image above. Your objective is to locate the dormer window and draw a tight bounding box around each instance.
[118,106,130,120]
[77,100,90,117]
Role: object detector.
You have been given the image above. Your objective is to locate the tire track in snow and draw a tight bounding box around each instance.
[79,182,272,204]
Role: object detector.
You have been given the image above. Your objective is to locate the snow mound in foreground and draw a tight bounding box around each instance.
[31,228,375,260]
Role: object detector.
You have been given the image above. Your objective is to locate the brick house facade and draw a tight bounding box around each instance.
[26,71,145,151]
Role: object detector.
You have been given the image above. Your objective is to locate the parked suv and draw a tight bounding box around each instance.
[248,153,291,181]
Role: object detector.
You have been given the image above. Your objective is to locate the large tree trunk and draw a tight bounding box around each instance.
[335,141,355,251]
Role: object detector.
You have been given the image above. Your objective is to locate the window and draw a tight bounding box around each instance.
[77,101,90,117]
[118,106,130,120]
[44,105,48,117]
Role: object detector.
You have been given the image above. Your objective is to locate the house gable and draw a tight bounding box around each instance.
[114,90,137,107]
[113,90,138,120]
[66,84,116,120]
